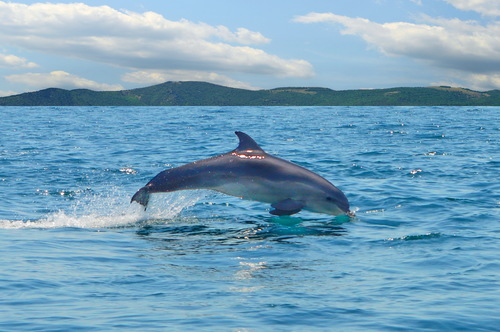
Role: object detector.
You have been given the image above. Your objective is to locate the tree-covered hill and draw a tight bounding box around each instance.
[1,81,499,106]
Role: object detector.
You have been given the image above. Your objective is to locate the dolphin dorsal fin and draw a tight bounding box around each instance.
[234,131,265,153]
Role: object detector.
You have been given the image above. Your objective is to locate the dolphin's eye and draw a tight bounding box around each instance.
[326,197,334,202]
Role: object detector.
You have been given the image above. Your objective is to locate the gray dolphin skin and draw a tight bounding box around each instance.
[131,131,350,216]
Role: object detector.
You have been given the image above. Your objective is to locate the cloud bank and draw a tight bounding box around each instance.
[295,8,500,90]
[0,1,313,84]
[0,53,38,68]
[6,71,123,91]
[444,0,500,17]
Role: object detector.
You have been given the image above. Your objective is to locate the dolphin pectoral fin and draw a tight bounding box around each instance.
[270,209,299,216]
[270,199,305,216]
[131,187,150,209]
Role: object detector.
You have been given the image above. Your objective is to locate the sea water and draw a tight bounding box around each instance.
[0,106,498,331]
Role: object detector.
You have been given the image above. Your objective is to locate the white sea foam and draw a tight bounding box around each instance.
[0,189,205,229]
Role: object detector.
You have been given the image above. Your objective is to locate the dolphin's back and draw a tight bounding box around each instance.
[146,155,231,191]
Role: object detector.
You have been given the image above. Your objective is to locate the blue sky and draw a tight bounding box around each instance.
[1,0,499,96]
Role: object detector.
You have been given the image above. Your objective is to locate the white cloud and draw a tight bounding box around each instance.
[212,26,271,45]
[6,71,124,90]
[0,2,312,79]
[122,70,260,90]
[0,90,17,97]
[294,12,500,90]
[434,72,500,91]
[0,53,38,68]
[444,0,500,17]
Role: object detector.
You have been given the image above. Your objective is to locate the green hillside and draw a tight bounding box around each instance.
[1,81,499,106]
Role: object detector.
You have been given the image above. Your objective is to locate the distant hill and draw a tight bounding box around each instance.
[1,81,499,106]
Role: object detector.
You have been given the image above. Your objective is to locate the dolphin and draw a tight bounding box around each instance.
[131,131,350,216]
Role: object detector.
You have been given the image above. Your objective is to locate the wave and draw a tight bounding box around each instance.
[0,189,205,229]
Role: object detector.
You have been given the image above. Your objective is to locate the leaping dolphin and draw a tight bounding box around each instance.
[131,131,350,216]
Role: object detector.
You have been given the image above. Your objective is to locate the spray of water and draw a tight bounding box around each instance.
[0,189,206,229]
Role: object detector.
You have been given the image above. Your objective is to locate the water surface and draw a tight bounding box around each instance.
[1,106,499,331]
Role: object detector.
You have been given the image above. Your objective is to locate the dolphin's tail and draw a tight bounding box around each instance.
[131,187,150,209]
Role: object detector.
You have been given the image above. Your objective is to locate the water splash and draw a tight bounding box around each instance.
[0,189,205,229]
[144,190,207,220]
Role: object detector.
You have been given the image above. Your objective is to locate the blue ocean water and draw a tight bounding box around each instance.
[0,106,498,331]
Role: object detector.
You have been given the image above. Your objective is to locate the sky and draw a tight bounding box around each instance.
[1,0,499,96]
